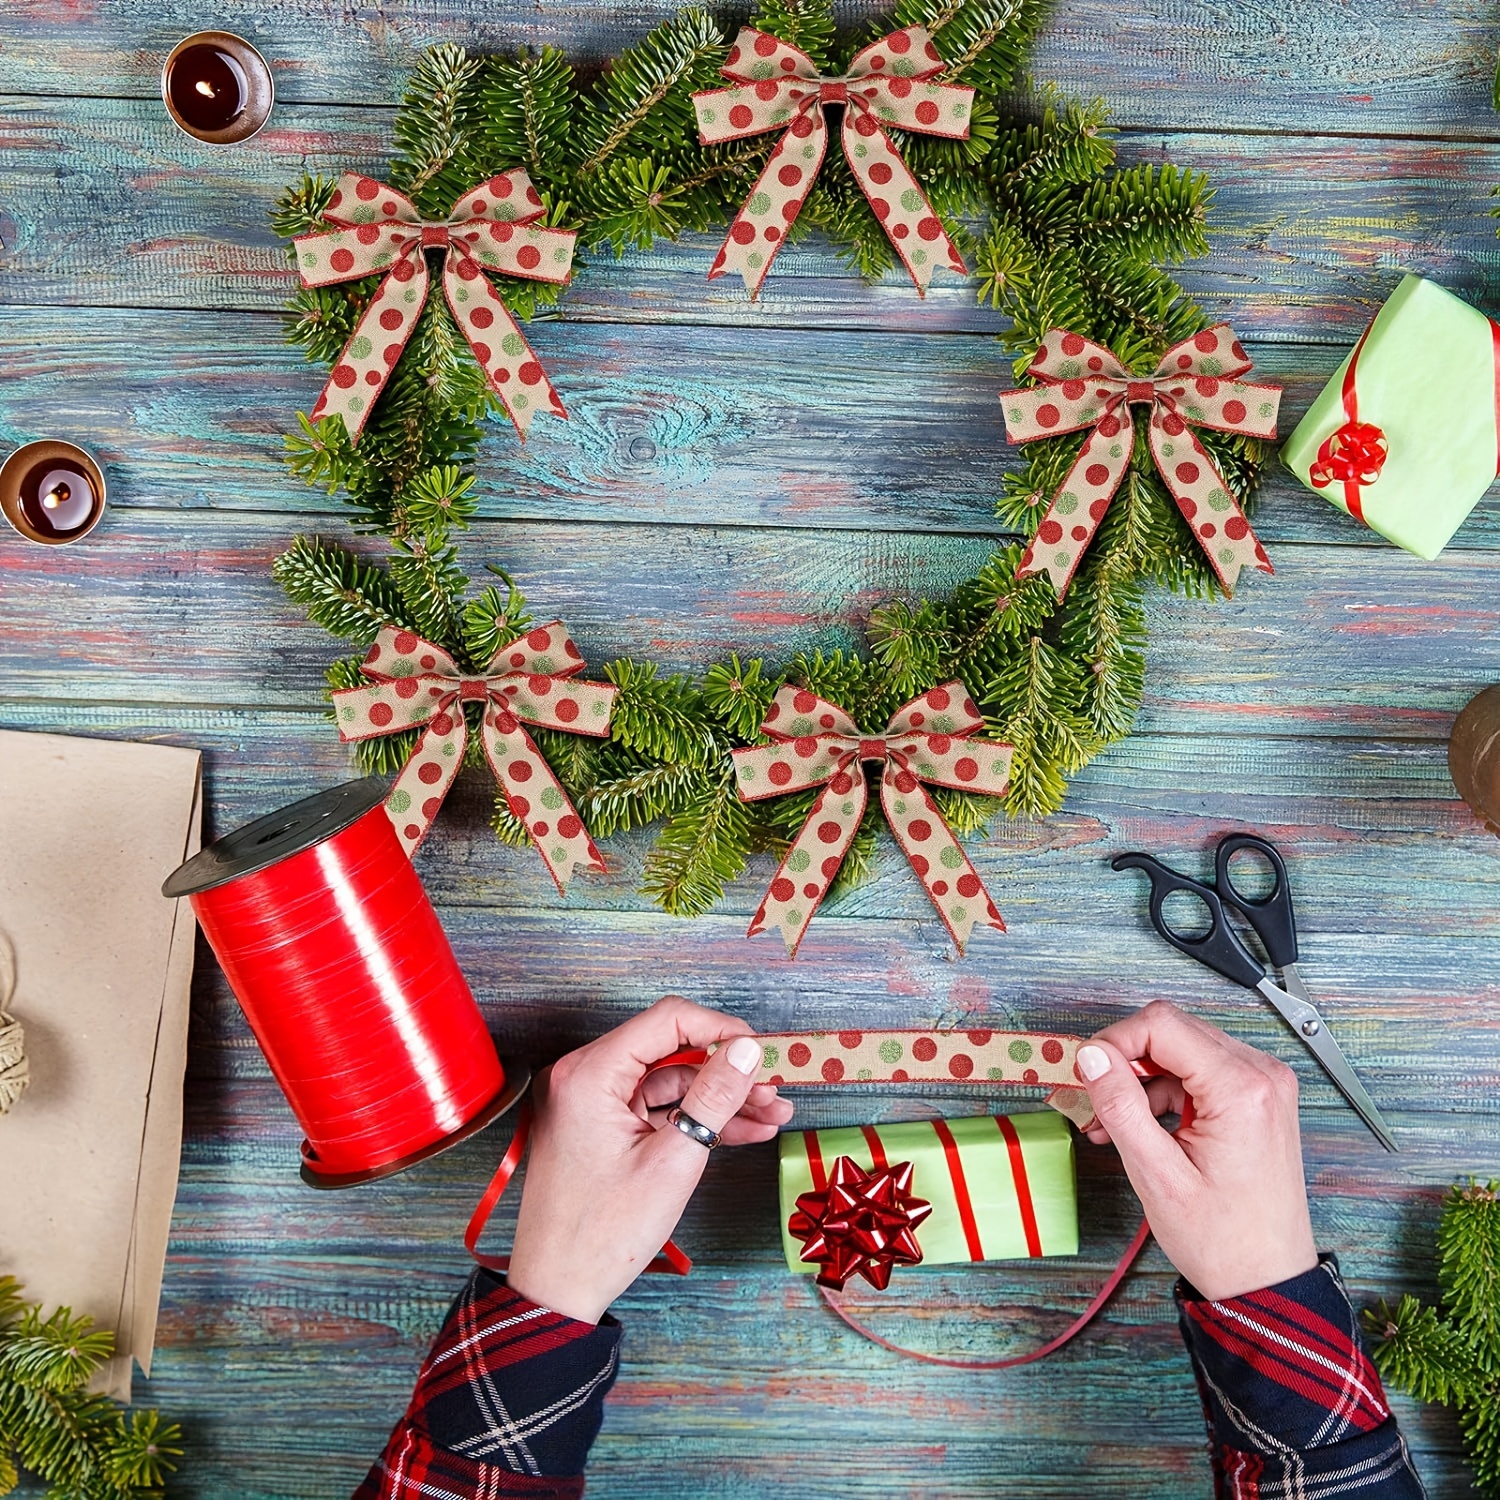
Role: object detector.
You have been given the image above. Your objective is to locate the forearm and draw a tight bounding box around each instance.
[354,1270,621,1500]
[1177,1256,1424,1499]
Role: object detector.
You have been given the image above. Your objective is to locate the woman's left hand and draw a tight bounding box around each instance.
[507,996,793,1324]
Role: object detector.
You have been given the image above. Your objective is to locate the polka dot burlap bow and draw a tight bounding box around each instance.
[692,27,972,298]
[333,624,616,891]
[732,683,1013,957]
[1000,326,1282,598]
[293,172,575,441]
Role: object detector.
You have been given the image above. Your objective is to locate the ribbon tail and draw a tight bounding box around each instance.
[843,111,964,293]
[481,714,604,894]
[710,114,827,299]
[749,770,866,956]
[386,713,469,857]
[1015,425,1131,599]
[444,260,567,440]
[1148,417,1272,597]
[880,771,1002,955]
[310,254,428,443]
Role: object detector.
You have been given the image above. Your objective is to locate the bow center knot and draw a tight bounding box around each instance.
[818,79,848,105]
[459,678,491,702]
[1310,419,1388,489]
[1125,380,1156,405]
[420,224,451,249]
[857,738,888,763]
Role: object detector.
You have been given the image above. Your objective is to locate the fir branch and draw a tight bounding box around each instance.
[274,536,410,642]
[641,772,752,915]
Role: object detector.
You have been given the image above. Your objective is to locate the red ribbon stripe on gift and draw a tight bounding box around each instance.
[333,623,615,891]
[732,682,1013,956]
[693,27,972,298]
[294,172,574,441]
[1001,326,1281,598]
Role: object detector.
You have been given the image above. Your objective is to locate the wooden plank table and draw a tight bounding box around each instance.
[2,2,1498,1494]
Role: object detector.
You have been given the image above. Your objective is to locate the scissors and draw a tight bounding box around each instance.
[1111,832,1397,1153]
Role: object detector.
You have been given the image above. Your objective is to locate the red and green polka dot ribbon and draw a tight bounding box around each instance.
[293,172,575,442]
[728,1029,1102,1128]
[332,623,616,891]
[692,27,972,299]
[732,682,1012,957]
[1000,326,1282,598]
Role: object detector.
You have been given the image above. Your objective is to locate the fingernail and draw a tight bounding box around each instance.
[727,1036,762,1075]
[1077,1045,1110,1081]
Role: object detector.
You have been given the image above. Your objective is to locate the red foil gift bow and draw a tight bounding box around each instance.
[732,683,1013,956]
[692,26,972,298]
[464,1026,1162,1365]
[1000,326,1282,599]
[332,623,615,891]
[293,171,575,441]
[789,1155,931,1290]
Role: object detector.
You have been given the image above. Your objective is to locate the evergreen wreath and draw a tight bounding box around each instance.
[270,0,1273,920]
[0,1276,181,1499]
[1367,1180,1500,1496]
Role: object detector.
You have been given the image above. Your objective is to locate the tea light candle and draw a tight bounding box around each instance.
[0,441,107,546]
[161,31,273,144]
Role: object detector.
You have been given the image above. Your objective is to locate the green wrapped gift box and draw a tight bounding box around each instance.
[1282,274,1499,558]
[778,1111,1077,1273]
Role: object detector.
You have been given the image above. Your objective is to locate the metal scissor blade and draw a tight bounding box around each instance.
[1277,961,1314,1007]
[1253,977,1399,1152]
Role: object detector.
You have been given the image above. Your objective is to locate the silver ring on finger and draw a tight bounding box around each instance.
[665,1106,722,1150]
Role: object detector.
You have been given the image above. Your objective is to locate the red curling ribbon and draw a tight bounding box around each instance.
[932,1119,985,1262]
[1307,324,1384,521]
[180,799,507,1183]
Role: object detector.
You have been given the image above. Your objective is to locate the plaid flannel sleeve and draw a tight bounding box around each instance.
[1177,1255,1425,1499]
[353,1269,622,1500]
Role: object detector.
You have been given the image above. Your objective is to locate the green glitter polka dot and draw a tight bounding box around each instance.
[900,189,923,213]
[893,57,916,76]
[949,905,966,923]
[1206,488,1233,512]
[541,786,564,810]
[1009,1039,1033,1064]
[857,1068,873,1080]
[940,845,963,869]
[388,789,411,813]
[749,192,772,215]
[502,334,525,357]
[348,395,366,413]
[788,848,811,872]
[1056,360,1081,379]
[762,1044,779,1069]
[340,705,355,721]
[1055,491,1079,515]
[878,1039,903,1064]
[550,845,567,864]
[752,60,774,79]
[841,801,855,816]
[349,336,372,360]
[987,1066,1004,1079]
[748,252,764,269]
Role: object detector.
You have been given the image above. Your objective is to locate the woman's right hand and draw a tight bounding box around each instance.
[1075,1000,1319,1302]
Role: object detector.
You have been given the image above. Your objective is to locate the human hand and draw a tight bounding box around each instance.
[1075,1000,1318,1302]
[507,995,794,1324]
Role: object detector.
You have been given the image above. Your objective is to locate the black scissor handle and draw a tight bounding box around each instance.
[1214,833,1299,971]
[1112,852,1266,992]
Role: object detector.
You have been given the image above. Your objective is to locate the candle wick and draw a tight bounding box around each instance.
[195,79,215,97]
[42,486,68,510]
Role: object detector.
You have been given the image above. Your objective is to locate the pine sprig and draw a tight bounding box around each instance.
[1367,1180,1500,1495]
[0,1276,182,1500]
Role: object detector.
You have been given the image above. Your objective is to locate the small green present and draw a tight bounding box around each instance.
[1282,274,1500,558]
[778,1112,1077,1280]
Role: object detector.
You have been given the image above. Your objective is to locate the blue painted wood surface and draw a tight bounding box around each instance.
[1,2,1499,1495]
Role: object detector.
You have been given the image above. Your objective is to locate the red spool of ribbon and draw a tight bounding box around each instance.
[163,778,528,1187]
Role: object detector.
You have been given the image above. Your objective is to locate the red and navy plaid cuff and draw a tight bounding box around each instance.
[353,1270,622,1500]
[1177,1255,1425,1498]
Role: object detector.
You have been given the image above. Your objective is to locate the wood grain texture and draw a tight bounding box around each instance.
[4,306,1500,546]
[0,0,1497,141]
[1,0,1497,1495]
